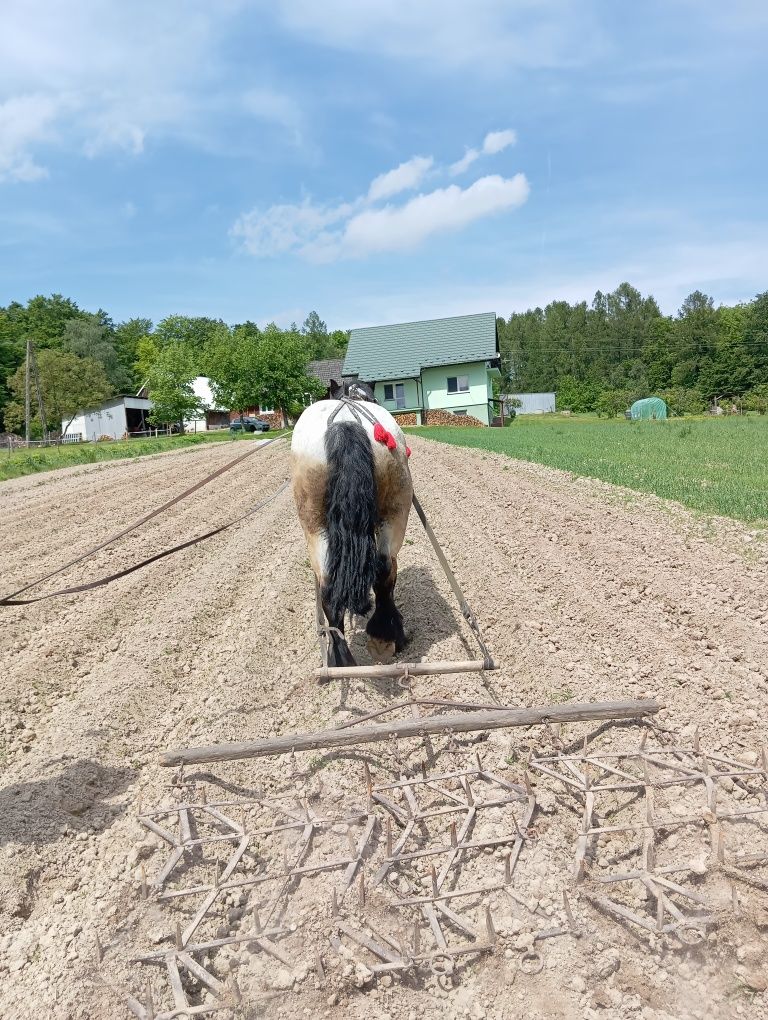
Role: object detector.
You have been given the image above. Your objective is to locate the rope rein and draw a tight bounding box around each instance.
[6,398,493,673]
[1,435,288,607]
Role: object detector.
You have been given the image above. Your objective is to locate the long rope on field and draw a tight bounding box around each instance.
[0,436,288,606]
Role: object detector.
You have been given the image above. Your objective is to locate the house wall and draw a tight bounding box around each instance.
[374,362,495,424]
[185,376,229,431]
[422,361,492,425]
[375,378,420,413]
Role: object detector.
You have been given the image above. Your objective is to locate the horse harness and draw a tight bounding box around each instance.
[326,394,381,428]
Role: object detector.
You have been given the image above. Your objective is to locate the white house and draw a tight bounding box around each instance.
[184,377,231,432]
[63,395,154,441]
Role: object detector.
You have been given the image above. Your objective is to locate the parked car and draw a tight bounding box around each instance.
[229,416,271,433]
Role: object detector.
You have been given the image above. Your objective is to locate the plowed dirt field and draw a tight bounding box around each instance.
[1,436,767,1019]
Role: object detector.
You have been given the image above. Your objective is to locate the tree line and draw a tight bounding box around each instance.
[0,298,348,435]
[2,283,767,435]
[497,283,768,415]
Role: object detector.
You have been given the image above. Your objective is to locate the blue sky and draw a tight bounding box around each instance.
[1,1,767,330]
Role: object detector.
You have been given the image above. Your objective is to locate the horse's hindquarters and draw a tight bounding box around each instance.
[291,453,329,579]
[290,405,413,667]
[373,446,413,559]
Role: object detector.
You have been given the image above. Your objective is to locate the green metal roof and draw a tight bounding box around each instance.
[343,312,498,382]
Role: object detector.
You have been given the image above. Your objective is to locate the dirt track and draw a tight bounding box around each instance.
[1,436,767,1019]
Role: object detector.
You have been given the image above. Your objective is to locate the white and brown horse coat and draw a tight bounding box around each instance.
[291,399,413,666]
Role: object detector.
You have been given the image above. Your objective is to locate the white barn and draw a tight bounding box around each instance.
[63,395,153,441]
[503,392,556,415]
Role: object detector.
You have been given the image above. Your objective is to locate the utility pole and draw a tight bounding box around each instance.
[25,337,31,446]
[31,344,48,442]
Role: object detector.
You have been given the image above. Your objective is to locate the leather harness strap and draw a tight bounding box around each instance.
[326,394,380,428]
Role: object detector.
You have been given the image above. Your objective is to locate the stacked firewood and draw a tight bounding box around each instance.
[423,409,486,427]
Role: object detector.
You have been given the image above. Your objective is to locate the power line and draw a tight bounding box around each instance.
[499,339,768,354]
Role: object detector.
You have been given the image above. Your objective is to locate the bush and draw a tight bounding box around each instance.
[595,389,633,418]
[657,387,707,416]
[743,385,768,414]
[556,376,602,413]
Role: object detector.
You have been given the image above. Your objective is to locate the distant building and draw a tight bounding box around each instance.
[184,377,231,432]
[502,392,556,415]
[63,395,153,441]
[306,358,353,400]
[343,312,501,425]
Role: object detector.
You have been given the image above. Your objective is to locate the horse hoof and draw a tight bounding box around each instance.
[367,637,396,662]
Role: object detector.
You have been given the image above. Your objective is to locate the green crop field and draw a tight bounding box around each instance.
[408,416,768,525]
[0,430,285,483]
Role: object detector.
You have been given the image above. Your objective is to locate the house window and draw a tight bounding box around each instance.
[260,405,274,415]
[383,383,406,409]
[454,410,467,416]
[447,375,469,394]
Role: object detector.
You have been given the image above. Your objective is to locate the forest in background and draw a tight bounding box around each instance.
[497,283,768,415]
[1,282,767,434]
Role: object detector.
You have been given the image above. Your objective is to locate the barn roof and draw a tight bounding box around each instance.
[343,312,498,382]
[75,394,153,414]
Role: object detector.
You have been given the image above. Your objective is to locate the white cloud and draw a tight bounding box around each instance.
[268,0,605,70]
[450,129,517,175]
[482,129,516,154]
[232,198,354,257]
[233,166,530,262]
[343,174,529,255]
[0,93,61,182]
[242,88,304,139]
[368,156,433,201]
[449,149,480,176]
[0,0,261,181]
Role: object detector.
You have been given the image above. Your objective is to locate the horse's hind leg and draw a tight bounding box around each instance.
[321,596,357,670]
[366,555,407,661]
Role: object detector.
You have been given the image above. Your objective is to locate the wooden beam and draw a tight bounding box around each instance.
[161,698,660,767]
[314,658,496,681]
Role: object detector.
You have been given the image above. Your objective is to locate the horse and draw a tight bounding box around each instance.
[290,380,413,668]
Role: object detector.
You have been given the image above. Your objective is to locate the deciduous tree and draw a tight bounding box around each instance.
[4,350,113,436]
[146,344,202,432]
[207,322,323,425]
[62,315,133,391]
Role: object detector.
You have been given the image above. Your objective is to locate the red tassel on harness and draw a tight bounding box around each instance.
[406,446,411,458]
[373,422,397,451]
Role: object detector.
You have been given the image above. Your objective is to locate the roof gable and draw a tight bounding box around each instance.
[307,358,345,387]
[343,312,498,382]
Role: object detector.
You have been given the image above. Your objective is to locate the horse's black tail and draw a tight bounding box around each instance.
[322,420,381,620]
